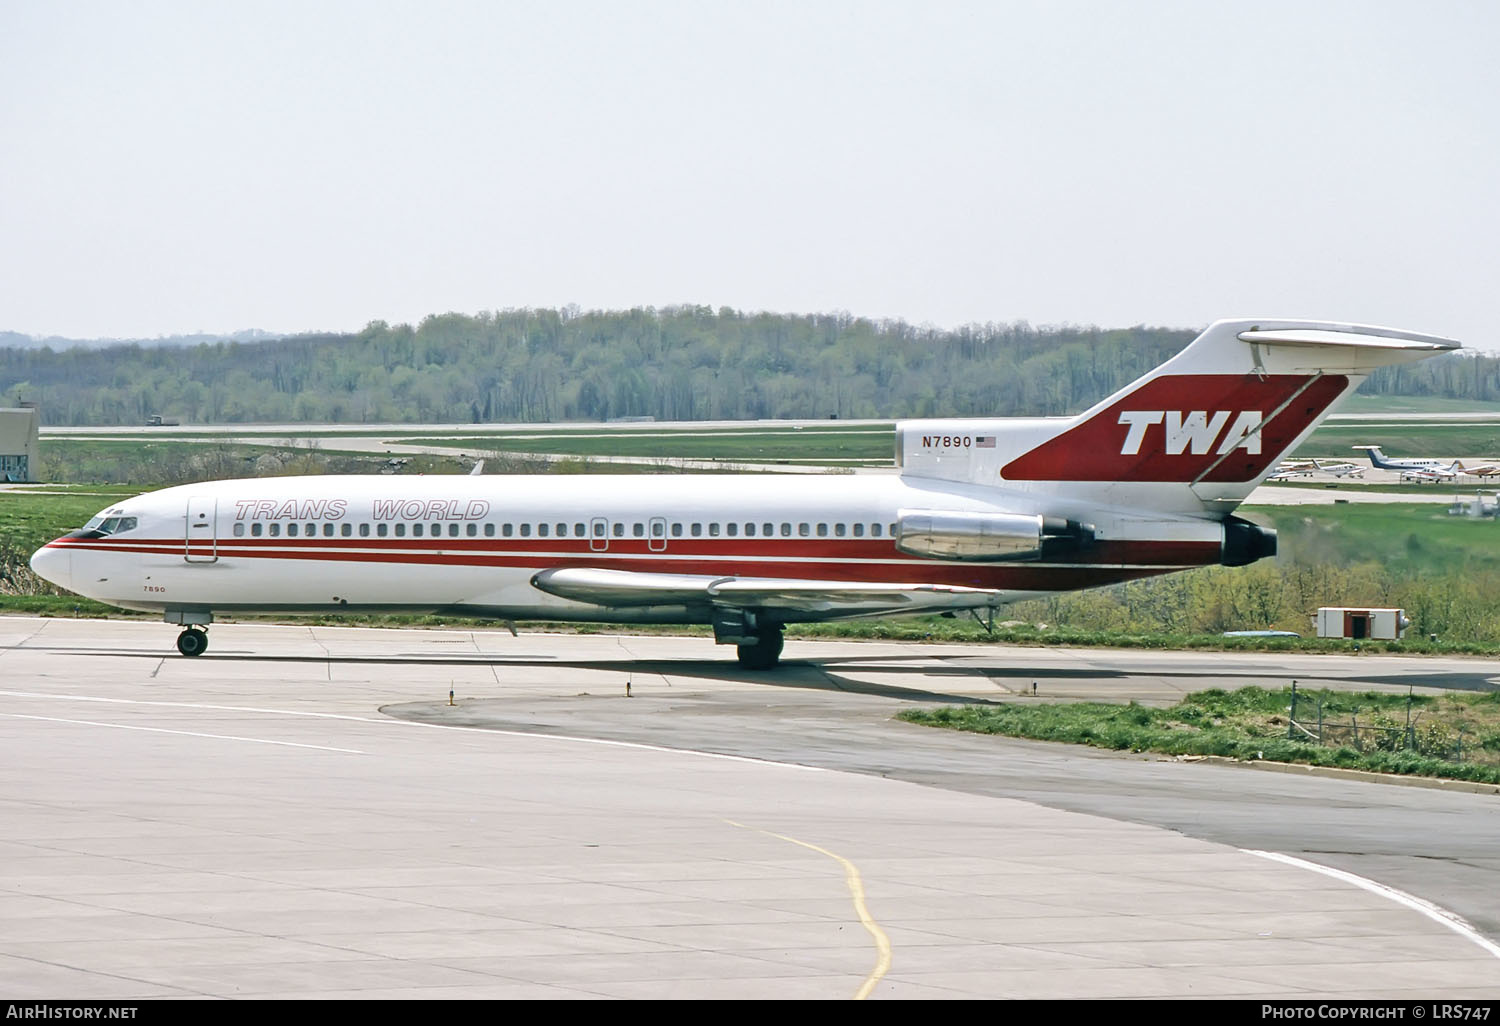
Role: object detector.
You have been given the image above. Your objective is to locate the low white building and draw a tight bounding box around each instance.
[1314,607,1409,641]
[0,406,40,482]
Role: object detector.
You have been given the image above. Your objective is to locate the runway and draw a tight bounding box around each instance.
[2,617,1498,999]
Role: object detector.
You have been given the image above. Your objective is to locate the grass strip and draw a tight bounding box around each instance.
[899,686,1500,785]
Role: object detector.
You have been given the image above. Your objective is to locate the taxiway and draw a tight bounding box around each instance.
[1,618,1497,999]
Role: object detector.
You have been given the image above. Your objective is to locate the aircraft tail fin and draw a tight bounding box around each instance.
[897,319,1459,511]
[997,320,1457,487]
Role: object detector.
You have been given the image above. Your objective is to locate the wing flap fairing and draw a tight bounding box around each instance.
[530,567,1002,617]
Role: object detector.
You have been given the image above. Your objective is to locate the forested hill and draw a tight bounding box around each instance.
[1,307,1493,426]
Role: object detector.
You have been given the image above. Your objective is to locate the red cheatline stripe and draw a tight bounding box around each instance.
[47,536,1220,565]
[43,542,1214,590]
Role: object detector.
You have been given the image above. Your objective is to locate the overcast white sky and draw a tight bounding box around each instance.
[2,0,1496,345]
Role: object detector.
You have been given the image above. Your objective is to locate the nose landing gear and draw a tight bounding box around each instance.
[176,627,208,657]
[165,610,213,657]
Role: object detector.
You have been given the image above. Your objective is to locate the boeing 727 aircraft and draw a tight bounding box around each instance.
[30,318,1459,668]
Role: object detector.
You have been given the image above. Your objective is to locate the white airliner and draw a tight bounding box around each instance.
[30,319,1459,668]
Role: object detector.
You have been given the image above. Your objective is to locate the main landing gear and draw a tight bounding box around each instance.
[714,610,784,670]
[176,627,208,657]
[735,628,784,670]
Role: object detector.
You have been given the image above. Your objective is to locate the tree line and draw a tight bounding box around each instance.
[2,306,1494,426]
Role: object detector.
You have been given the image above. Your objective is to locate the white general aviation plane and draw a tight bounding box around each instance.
[30,319,1458,669]
[1353,445,1464,479]
[1266,460,1316,481]
[1312,459,1365,479]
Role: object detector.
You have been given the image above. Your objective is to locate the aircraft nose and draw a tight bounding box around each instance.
[29,544,72,591]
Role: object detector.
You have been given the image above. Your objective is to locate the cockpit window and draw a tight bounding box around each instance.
[73,514,137,538]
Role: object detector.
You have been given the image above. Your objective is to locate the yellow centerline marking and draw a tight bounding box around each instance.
[727,819,891,1000]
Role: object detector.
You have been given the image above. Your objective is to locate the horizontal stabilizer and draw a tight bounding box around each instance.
[1236,327,1459,352]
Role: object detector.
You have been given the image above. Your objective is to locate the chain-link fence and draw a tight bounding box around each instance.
[1287,683,1472,763]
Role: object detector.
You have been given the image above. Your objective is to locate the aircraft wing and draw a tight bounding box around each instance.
[708,577,1002,615]
[530,567,1002,617]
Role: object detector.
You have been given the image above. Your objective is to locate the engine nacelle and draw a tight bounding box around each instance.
[1221,515,1277,566]
[895,509,1095,562]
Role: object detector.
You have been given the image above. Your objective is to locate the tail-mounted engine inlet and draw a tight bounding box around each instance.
[895,510,1095,562]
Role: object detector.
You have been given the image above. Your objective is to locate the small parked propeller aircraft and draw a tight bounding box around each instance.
[1353,445,1464,478]
[1312,459,1366,479]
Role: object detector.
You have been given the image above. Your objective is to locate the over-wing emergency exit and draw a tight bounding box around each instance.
[31,319,1460,668]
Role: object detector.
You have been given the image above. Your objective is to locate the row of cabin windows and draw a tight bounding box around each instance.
[231,520,896,539]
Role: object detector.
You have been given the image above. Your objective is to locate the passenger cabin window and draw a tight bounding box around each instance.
[671,523,683,537]
[744,523,755,537]
[633,523,644,538]
[726,523,737,537]
[360,524,370,537]
[342,524,353,537]
[466,523,476,537]
[538,523,549,538]
[834,523,846,537]
[484,523,494,537]
[780,523,791,537]
[853,523,865,537]
[691,523,702,537]
[377,523,388,537]
[322,523,334,537]
[798,523,810,537]
[233,523,245,537]
[269,523,281,537]
[413,524,424,537]
[289,523,300,537]
[816,523,828,537]
[708,523,720,537]
[251,523,263,537]
[557,523,568,537]
[574,523,586,537]
[520,523,531,537]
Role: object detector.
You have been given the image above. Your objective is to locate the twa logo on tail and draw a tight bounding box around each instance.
[1117,411,1263,456]
[1003,374,1349,482]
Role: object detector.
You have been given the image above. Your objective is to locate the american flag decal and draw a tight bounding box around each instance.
[976,436,995,448]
